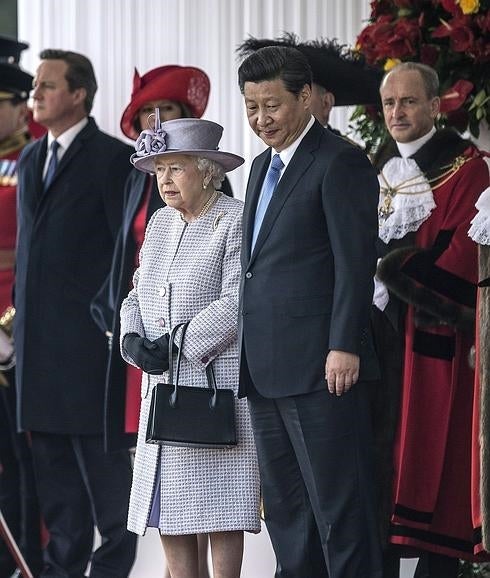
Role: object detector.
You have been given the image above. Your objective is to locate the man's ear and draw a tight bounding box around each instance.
[323,91,335,116]
[72,87,87,108]
[430,96,441,119]
[300,83,312,108]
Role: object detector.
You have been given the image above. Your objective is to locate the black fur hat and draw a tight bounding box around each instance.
[237,33,382,106]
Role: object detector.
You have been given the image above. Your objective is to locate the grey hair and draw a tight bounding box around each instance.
[196,157,225,189]
[382,62,439,99]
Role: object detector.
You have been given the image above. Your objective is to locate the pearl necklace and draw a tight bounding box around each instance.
[179,190,220,223]
[197,190,219,219]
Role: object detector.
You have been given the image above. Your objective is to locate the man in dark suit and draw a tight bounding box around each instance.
[14,49,136,577]
[237,46,382,578]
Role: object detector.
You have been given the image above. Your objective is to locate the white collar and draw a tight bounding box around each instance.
[271,115,315,170]
[48,117,89,158]
[396,126,436,158]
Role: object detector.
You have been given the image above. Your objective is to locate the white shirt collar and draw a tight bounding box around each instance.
[47,117,89,160]
[396,126,436,158]
[271,115,315,172]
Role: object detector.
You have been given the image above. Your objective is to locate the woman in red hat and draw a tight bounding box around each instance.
[91,64,232,578]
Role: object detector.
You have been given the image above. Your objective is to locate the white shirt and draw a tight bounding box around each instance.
[269,115,315,178]
[43,117,89,179]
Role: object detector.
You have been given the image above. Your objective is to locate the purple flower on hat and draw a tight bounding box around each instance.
[134,127,167,158]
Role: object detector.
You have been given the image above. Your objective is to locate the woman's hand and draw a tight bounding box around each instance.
[122,333,170,374]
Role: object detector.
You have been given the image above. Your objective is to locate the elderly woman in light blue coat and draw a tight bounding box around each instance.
[119,115,260,578]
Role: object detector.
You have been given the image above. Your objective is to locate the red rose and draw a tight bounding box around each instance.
[370,0,393,18]
[440,79,474,113]
[450,20,475,52]
[432,16,474,53]
[476,12,490,34]
[472,38,490,61]
[386,18,421,59]
[436,0,463,16]
[356,16,395,64]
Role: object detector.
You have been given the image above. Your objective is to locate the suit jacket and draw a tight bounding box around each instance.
[239,120,379,398]
[14,117,133,434]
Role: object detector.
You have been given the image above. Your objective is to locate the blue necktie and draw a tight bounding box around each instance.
[44,140,60,190]
[251,153,284,250]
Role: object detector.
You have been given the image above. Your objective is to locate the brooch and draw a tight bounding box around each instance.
[213,212,225,231]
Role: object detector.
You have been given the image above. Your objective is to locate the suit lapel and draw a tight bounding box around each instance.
[34,137,48,195]
[242,149,270,263]
[248,123,321,263]
[39,118,96,200]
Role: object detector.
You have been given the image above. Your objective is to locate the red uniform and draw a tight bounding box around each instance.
[0,132,29,312]
[375,129,490,560]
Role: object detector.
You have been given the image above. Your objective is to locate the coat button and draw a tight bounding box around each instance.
[158,287,166,296]
[156,318,166,327]
[245,272,253,279]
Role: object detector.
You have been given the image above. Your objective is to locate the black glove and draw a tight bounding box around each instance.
[122,333,170,375]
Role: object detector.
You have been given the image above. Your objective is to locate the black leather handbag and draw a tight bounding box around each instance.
[146,322,237,448]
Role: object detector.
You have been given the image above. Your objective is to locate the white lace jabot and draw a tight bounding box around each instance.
[378,156,436,243]
[468,186,490,245]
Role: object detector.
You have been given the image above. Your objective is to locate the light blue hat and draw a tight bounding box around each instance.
[131,111,244,174]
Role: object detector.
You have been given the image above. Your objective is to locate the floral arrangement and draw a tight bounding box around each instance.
[351,0,490,153]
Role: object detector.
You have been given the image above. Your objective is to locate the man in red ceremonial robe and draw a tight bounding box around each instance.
[371,62,489,577]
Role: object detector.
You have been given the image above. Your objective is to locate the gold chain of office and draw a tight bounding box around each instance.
[378,155,469,219]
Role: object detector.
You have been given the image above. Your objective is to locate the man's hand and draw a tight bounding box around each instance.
[325,350,360,396]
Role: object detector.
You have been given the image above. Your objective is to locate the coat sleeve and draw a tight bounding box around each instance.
[323,145,379,355]
[90,169,136,334]
[118,211,159,366]
[102,143,133,239]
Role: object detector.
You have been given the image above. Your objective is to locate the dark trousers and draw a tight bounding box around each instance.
[30,432,136,578]
[248,384,382,578]
[383,548,459,578]
[0,373,43,577]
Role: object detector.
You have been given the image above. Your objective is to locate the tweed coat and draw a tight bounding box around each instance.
[90,170,234,452]
[120,193,261,535]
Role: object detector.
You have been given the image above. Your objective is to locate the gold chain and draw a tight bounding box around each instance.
[379,155,470,219]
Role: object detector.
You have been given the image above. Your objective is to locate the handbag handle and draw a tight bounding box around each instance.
[205,363,219,409]
[167,321,219,409]
[168,321,189,386]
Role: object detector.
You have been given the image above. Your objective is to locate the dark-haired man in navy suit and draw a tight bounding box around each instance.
[237,45,382,578]
[15,49,136,577]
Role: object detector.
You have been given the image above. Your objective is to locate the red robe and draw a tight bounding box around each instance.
[376,130,489,560]
[0,132,30,312]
